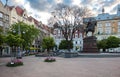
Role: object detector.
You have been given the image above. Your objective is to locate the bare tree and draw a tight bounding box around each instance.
[48,3,93,50]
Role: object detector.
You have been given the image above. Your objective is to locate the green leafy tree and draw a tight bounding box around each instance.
[42,37,55,53]
[97,36,120,51]
[97,39,107,51]
[5,34,24,57]
[106,36,120,48]
[0,27,5,55]
[5,34,24,47]
[59,40,73,50]
[9,22,40,49]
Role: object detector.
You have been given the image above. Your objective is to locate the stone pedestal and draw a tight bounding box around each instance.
[83,36,99,53]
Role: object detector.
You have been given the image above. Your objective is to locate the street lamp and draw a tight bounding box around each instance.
[13,25,25,59]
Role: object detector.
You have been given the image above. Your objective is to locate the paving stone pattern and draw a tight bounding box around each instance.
[0,56,120,77]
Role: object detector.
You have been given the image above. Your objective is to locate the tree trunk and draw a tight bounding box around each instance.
[0,46,3,56]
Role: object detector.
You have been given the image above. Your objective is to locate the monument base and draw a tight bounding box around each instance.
[83,36,99,53]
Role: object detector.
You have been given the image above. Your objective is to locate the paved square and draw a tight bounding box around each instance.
[0,56,120,77]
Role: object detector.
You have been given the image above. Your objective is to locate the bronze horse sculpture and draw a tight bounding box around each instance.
[85,20,97,36]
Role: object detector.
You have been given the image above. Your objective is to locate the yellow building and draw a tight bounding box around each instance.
[96,18,120,40]
[95,4,120,40]
[84,4,120,40]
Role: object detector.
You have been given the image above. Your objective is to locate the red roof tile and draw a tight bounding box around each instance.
[15,6,24,16]
[43,24,51,32]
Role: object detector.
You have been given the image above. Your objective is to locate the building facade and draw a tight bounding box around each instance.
[0,1,51,55]
[53,27,84,52]
[84,4,120,41]
[0,1,10,55]
[95,4,120,40]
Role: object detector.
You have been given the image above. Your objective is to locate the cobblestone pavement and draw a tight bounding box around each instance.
[0,56,120,77]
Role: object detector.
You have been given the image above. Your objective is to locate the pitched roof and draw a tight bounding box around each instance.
[8,6,14,11]
[43,24,51,32]
[15,6,24,16]
[34,18,39,25]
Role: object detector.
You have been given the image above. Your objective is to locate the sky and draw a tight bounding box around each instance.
[1,0,120,25]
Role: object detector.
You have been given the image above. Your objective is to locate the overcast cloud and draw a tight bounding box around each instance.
[2,0,120,25]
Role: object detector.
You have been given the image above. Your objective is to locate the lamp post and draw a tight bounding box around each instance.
[13,25,25,59]
[17,25,21,59]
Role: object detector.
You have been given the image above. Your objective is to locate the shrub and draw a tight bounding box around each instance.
[44,57,56,62]
[6,59,23,67]
[59,40,73,50]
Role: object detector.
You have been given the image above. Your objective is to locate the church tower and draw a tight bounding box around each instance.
[117,4,120,16]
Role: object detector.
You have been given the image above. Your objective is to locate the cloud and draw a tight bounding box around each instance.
[10,0,27,6]
[4,0,120,25]
[77,0,120,15]
[54,0,63,3]
[28,0,52,12]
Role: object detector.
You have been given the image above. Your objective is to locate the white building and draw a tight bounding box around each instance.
[53,27,84,52]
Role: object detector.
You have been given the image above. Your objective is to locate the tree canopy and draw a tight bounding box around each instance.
[97,36,120,50]
[5,34,24,47]
[97,39,107,50]
[42,37,55,51]
[48,3,93,50]
[0,27,5,48]
[59,40,73,50]
[49,3,93,41]
[8,22,40,49]
[106,36,120,48]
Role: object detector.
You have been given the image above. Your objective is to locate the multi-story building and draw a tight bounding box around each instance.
[0,0,10,55]
[84,4,120,40]
[95,4,120,40]
[53,26,84,52]
[0,1,51,55]
[0,1,10,31]
[8,5,52,47]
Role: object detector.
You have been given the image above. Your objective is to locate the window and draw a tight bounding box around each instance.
[0,21,3,26]
[118,22,120,25]
[106,22,111,27]
[4,15,9,20]
[97,23,103,34]
[0,12,3,18]
[105,27,111,34]
[54,30,56,35]
[5,23,9,28]
[118,22,120,32]
[75,34,78,38]
[76,41,77,44]
[105,22,111,34]
[80,41,81,44]
[77,41,80,44]
[6,15,9,20]
[98,28,103,34]
[58,30,60,33]
[97,23,102,27]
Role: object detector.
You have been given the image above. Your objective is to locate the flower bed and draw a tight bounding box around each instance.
[6,59,23,67]
[44,57,56,62]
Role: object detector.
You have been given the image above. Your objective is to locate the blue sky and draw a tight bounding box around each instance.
[1,0,120,25]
